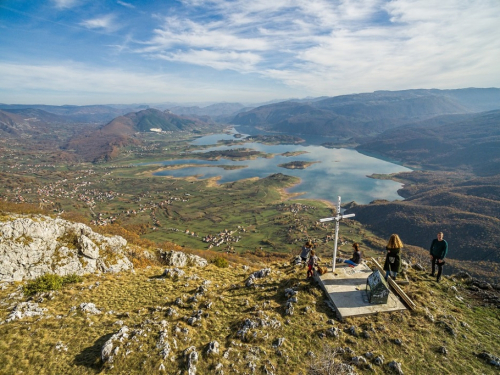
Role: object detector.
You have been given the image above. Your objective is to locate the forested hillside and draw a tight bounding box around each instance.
[232,89,500,139]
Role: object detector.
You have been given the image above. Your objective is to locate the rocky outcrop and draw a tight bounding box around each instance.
[102,326,130,363]
[160,250,208,268]
[0,214,133,281]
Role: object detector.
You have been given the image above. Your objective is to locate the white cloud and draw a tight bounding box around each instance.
[144,18,269,52]
[80,14,117,31]
[52,0,81,9]
[4,0,500,103]
[0,62,284,105]
[117,0,135,9]
[153,1,499,94]
[155,50,262,72]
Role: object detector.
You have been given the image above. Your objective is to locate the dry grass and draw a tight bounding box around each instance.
[0,262,499,374]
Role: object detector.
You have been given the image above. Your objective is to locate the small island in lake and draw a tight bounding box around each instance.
[193,148,270,161]
[281,151,309,157]
[245,135,305,144]
[278,160,320,169]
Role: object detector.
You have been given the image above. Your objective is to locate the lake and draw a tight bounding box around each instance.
[152,127,411,205]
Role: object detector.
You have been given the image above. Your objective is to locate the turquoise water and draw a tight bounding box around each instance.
[152,129,411,205]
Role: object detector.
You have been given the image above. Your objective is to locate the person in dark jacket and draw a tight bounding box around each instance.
[344,243,362,267]
[383,234,403,280]
[430,232,448,282]
[299,241,313,267]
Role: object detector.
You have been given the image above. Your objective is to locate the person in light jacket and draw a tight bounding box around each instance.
[383,234,403,281]
[307,250,318,279]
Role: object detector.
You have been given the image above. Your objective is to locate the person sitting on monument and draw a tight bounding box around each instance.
[300,241,313,267]
[383,234,403,281]
[344,242,362,267]
[307,250,319,279]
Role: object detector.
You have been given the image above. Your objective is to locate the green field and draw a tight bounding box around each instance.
[1,130,389,261]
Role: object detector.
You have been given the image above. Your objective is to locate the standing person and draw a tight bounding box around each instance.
[344,243,362,267]
[300,241,313,267]
[383,234,403,281]
[430,232,448,282]
[307,250,318,279]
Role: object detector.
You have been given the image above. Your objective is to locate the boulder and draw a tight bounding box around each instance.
[161,250,208,268]
[388,360,404,374]
[101,326,129,363]
[6,302,47,322]
[0,214,133,281]
[206,341,220,356]
[78,235,99,259]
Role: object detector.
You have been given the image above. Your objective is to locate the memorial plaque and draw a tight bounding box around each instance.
[366,270,390,304]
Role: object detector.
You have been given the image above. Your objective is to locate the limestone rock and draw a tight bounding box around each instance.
[6,302,47,322]
[55,341,68,352]
[477,352,500,367]
[80,302,102,315]
[184,346,199,375]
[206,341,220,356]
[164,268,185,278]
[246,268,271,287]
[352,356,367,366]
[101,326,129,363]
[252,268,271,278]
[0,214,133,281]
[388,360,404,374]
[160,250,208,268]
[374,355,384,366]
[78,235,99,259]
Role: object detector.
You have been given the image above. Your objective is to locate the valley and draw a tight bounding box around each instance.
[1,88,500,285]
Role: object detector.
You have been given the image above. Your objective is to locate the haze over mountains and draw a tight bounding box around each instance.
[358,110,500,176]
[232,88,500,139]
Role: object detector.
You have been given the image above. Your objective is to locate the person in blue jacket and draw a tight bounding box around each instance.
[430,232,448,282]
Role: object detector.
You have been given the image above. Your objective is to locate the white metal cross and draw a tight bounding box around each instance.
[319,196,355,271]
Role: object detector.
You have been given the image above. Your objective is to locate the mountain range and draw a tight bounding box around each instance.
[357,110,500,176]
[231,88,500,139]
[65,108,211,162]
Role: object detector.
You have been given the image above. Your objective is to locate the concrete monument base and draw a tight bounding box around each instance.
[314,262,407,320]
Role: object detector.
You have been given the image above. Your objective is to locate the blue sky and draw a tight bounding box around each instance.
[1,0,499,105]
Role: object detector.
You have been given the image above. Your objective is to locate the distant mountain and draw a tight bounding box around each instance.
[0,108,77,141]
[169,102,247,121]
[0,110,24,136]
[439,87,500,112]
[232,88,500,138]
[357,110,500,176]
[345,107,500,282]
[0,104,149,123]
[66,108,209,162]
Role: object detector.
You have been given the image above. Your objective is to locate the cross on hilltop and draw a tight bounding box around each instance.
[319,196,355,271]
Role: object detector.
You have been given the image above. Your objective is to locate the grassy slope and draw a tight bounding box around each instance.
[0,260,499,374]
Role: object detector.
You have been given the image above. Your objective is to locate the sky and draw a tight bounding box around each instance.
[0,0,499,105]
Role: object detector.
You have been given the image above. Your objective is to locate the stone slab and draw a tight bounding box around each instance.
[315,262,407,320]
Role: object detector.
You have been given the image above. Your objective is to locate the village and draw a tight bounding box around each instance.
[0,137,351,258]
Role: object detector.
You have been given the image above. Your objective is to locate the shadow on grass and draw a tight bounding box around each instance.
[149,273,165,280]
[73,332,114,372]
